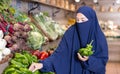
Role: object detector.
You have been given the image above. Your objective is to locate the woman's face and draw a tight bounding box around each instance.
[76,13,88,23]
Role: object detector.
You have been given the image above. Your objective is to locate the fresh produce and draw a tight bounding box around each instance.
[54,23,65,36]
[78,40,94,56]
[14,12,31,23]
[3,23,32,51]
[0,30,11,61]
[33,13,58,40]
[3,51,38,74]
[0,1,35,51]
[39,51,49,60]
[27,31,44,50]
[31,50,49,60]
[0,39,7,50]
[33,12,65,40]
[0,0,16,23]
[2,48,11,56]
[0,18,14,35]
[27,23,45,50]
[3,51,54,74]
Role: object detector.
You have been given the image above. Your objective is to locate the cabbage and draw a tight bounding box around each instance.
[27,31,45,50]
[27,23,45,50]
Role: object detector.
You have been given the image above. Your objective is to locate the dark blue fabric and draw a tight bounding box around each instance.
[40,6,108,74]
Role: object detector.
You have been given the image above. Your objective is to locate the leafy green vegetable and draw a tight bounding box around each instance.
[27,23,45,50]
[33,12,59,40]
[15,12,31,22]
[27,31,45,49]
[0,0,16,23]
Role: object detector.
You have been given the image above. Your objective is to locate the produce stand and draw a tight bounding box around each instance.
[1,0,120,74]
[0,0,64,73]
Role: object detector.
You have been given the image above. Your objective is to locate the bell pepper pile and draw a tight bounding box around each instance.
[3,51,54,74]
[3,51,38,74]
[78,40,94,56]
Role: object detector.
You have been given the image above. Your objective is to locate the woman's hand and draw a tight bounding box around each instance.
[29,62,43,72]
[77,53,89,61]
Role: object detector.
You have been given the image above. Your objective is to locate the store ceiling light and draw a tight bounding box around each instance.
[116,0,120,4]
[75,0,80,2]
[93,0,98,3]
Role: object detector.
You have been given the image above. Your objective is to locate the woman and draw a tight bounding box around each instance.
[29,6,108,74]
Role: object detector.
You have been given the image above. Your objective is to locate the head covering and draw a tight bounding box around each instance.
[40,6,108,74]
[76,6,99,47]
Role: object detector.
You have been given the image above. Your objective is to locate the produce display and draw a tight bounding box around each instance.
[78,40,94,56]
[33,12,65,41]
[27,22,45,50]
[0,0,31,51]
[0,14,14,35]
[0,0,66,74]
[0,0,16,23]
[3,51,54,74]
[4,23,32,51]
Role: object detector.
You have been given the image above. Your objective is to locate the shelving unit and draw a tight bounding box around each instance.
[23,0,76,12]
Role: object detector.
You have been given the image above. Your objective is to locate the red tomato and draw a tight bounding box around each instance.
[39,51,49,60]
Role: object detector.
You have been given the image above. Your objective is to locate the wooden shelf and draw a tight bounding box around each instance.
[24,0,75,12]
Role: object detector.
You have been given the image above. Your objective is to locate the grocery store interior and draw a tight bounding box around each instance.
[0,0,120,74]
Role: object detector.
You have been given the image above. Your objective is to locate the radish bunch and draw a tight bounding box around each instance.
[4,23,32,51]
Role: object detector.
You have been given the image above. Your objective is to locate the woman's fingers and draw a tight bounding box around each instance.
[29,63,36,71]
[83,56,89,59]
[77,53,89,61]
[29,63,43,72]
[32,65,39,72]
[77,53,83,59]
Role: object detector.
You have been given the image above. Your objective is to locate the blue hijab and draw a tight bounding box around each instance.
[40,6,108,74]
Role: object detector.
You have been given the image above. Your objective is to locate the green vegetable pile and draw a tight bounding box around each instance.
[78,40,94,56]
[0,0,16,23]
[27,23,45,50]
[3,51,54,74]
[33,12,65,40]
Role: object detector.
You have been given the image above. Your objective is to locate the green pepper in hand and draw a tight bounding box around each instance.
[78,40,94,56]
